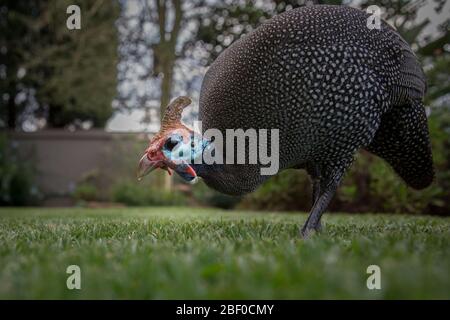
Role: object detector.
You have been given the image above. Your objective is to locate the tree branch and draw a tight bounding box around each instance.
[169,0,183,47]
[155,0,166,42]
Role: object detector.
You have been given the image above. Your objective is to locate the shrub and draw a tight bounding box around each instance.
[0,135,41,206]
[191,180,241,209]
[112,180,186,206]
[73,183,99,202]
[239,170,311,211]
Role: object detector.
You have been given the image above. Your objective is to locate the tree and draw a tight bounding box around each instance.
[0,0,41,130]
[0,0,119,130]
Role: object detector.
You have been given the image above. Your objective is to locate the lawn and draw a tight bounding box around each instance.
[0,207,448,299]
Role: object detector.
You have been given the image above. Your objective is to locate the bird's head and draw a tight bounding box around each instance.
[137,96,207,183]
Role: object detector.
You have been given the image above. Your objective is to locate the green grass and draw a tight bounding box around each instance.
[0,207,448,299]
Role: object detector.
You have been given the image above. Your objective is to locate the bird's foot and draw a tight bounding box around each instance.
[299,220,322,239]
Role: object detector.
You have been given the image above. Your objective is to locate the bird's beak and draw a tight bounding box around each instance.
[137,153,160,180]
[137,149,198,182]
[137,148,174,180]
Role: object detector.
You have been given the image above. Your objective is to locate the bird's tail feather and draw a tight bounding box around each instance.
[365,100,434,190]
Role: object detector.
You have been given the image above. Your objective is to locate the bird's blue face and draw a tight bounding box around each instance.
[137,126,209,183]
[162,132,208,182]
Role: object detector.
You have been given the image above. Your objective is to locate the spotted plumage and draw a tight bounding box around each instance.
[198,5,433,236]
[140,5,434,238]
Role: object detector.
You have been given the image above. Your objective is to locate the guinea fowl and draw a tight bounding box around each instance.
[137,5,434,238]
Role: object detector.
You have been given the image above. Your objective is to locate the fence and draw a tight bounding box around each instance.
[8,130,153,205]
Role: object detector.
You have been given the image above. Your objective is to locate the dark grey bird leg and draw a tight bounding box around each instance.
[311,179,322,231]
[300,168,345,239]
[306,164,322,230]
[312,179,321,205]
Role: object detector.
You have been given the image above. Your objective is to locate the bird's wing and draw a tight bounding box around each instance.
[388,29,427,106]
[365,99,434,190]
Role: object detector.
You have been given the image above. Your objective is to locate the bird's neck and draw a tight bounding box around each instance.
[192,162,223,178]
[190,139,220,178]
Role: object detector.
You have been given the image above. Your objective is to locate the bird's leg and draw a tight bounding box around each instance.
[306,164,322,230]
[300,168,345,239]
[311,179,322,231]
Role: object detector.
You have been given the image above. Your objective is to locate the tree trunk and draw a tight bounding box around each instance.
[154,0,183,191]
[160,58,175,190]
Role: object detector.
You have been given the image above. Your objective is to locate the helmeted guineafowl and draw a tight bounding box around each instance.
[138,5,434,238]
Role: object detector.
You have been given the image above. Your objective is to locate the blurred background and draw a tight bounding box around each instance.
[0,0,448,215]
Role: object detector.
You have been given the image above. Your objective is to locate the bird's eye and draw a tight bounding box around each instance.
[164,137,180,151]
